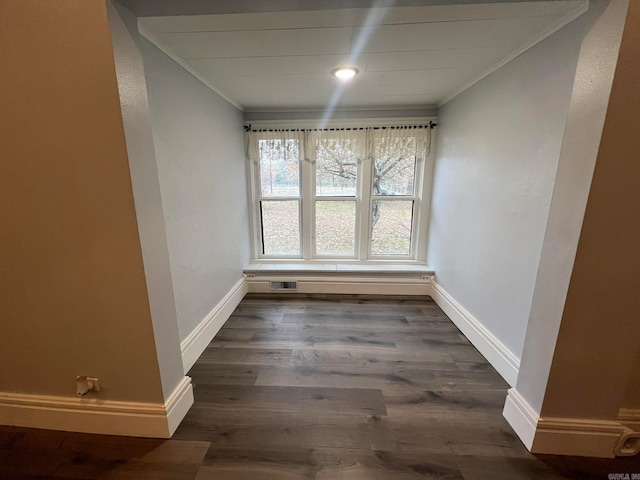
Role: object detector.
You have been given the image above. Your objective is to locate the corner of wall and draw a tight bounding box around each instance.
[431,281,519,387]
[503,388,637,459]
[107,0,186,403]
[180,277,248,374]
[503,388,538,449]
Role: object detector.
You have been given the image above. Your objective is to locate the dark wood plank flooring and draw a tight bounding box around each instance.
[2,293,640,479]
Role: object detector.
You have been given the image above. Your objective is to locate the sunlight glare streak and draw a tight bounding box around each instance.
[319,3,392,128]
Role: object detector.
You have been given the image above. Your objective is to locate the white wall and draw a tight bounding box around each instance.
[140,38,251,342]
[427,15,586,364]
[108,2,185,402]
[515,0,626,415]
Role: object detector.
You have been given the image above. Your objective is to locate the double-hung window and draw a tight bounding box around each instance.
[253,134,302,257]
[247,124,433,262]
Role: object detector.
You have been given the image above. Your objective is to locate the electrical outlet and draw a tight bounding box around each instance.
[76,376,99,397]
[245,273,256,278]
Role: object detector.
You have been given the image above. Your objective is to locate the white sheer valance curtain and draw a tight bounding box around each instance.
[371,126,431,160]
[246,125,431,164]
[304,129,369,165]
[246,130,304,165]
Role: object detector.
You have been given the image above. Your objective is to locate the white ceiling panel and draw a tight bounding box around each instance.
[231,90,444,110]
[138,1,588,111]
[295,27,354,56]
[439,1,585,21]
[375,68,482,96]
[156,30,301,58]
[209,73,385,97]
[188,55,371,77]
[140,9,383,33]
[159,27,354,59]
[357,16,564,53]
[139,2,584,33]
[365,48,507,72]
[338,94,445,108]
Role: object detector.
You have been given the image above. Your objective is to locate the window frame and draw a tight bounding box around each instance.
[246,119,436,264]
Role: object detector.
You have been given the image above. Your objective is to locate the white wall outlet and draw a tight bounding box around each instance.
[76,376,100,397]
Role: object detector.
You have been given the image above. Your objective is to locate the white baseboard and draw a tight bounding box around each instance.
[165,376,194,436]
[503,388,634,458]
[503,388,539,449]
[618,408,640,429]
[0,376,193,438]
[246,276,431,296]
[430,281,519,386]
[533,417,630,458]
[180,278,248,374]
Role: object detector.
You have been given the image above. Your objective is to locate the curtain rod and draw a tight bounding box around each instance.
[244,121,437,132]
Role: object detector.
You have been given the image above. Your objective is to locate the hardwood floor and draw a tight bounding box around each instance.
[2,293,640,479]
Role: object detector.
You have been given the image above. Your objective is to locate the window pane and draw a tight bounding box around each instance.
[315,138,358,196]
[370,200,413,255]
[315,201,356,256]
[259,139,299,197]
[373,138,417,195]
[261,201,300,255]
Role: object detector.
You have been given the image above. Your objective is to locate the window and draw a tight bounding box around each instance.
[256,137,301,256]
[247,124,433,262]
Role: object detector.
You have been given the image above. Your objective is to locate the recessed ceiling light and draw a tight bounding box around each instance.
[332,67,359,80]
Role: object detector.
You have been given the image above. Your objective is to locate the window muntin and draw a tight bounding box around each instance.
[249,126,431,261]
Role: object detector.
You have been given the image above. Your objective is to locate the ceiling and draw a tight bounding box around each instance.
[136,1,587,112]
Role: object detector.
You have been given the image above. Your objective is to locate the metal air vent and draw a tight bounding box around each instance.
[269,281,298,290]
